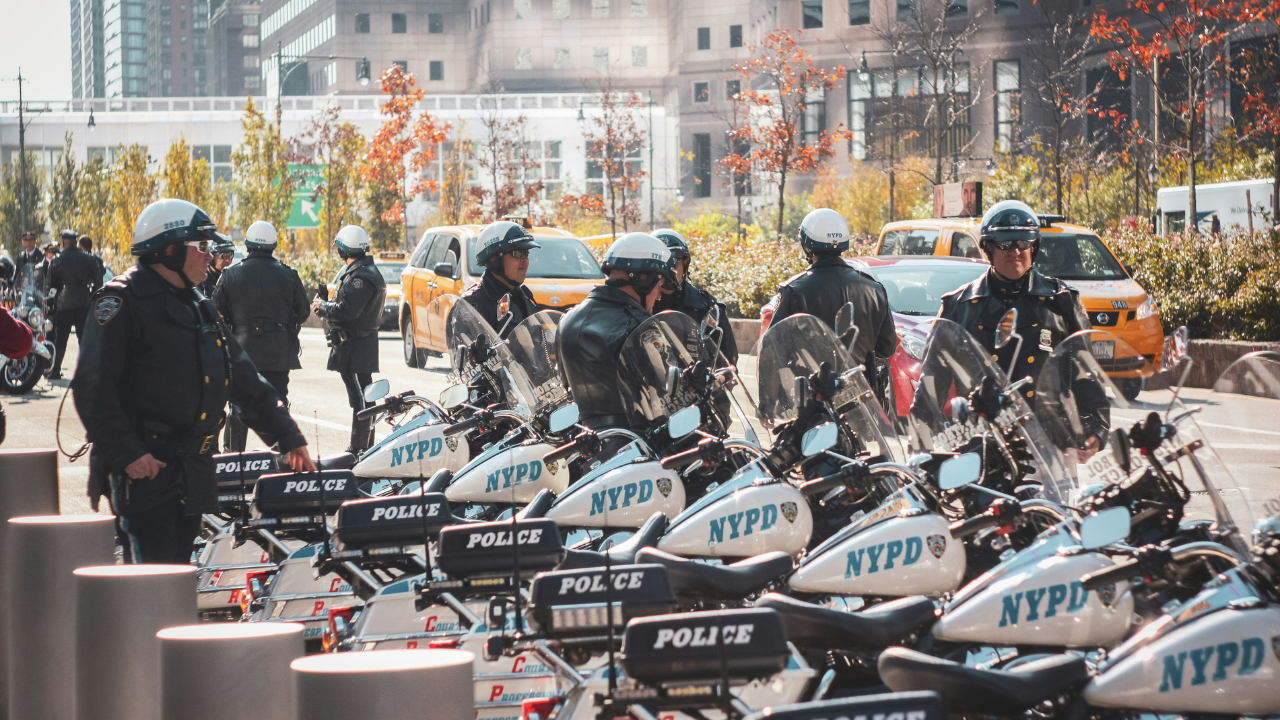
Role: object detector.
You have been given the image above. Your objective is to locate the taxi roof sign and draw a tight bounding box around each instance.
[377,251,406,260]
[503,215,534,229]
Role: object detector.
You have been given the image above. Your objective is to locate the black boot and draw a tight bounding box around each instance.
[348,412,374,455]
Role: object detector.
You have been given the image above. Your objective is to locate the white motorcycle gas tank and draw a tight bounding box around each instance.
[354,414,469,478]
[445,442,568,504]
[1083,606,1280,715]
[545,460,685,528]
[247,544,356,639]
[195,530,274,610]
[788,512,964,596]
[657,475,811,558]
[933,550,1132,649]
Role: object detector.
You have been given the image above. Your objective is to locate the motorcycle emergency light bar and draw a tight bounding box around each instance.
[434,518,564,580]
[251,470,360,516]
[529,564,675,638]
[622,608,789,685]
[213,451,279,508]
[332,492,452,552]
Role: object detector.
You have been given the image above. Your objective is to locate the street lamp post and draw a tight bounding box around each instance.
[274,44,371,126]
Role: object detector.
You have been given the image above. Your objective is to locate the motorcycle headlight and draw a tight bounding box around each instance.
[28,309,43,328]
[900,331,926,360]
[1135,296,1159,320]
[15,307,28,320]
[43,320,53,333]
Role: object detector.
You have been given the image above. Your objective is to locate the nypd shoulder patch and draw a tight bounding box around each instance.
[95,295,123,325]
[351,278,364,289]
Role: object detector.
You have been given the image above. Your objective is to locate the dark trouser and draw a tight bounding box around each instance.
[224,370,291,451]
[113,493,201,564]
[50,307,86,376]
[340,371,374,454]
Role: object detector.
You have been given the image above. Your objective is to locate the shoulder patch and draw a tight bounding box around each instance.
[351,277,364,290]
[95,295,123,325]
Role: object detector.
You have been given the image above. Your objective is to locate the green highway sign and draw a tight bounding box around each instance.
[288,164,324,228]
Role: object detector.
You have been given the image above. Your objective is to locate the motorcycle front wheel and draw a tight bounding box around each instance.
[1,354,45,395]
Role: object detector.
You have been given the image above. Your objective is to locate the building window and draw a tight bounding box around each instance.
[631,0,647,16]
[849,0,870,24]
[515,0,531,19]
[429,60,444,80]
[726,79,740,98]
[897,0,912,20]
[994,59,1020,152]
[847,72,869,158]
[591,0,608,17]
[163,68,173,80]
[162,3,171,14]
[355,13,369,33]
[429,13,444,32]
[693,81,709,102]
[802,88,826,145]
[553,0,569,19]
[393,60,408,72]
[593,46,608,68]
[243,55,260,68]
[692,133,711,198]
[162,19,172,31]
[541,141,562,195]
[515,48,532,69]
[802,0,823,27]
[632,46,647,66]
[1086,66,1130,153]
[484,3,490,24]
[244,75,261,89]
[242,33,257,47]
[697,27,710,50]
[243,13,259,26]
[392,13,407,32]
[729,25,743,48]
[994,0,1018,13]
[554,47,571,68]
[947,0,967,15]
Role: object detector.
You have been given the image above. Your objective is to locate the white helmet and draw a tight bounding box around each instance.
[602,232,674,280]
[245,220,279,251]
[131,198,220,256]
[334,225,371,255]
[798,208,850,253]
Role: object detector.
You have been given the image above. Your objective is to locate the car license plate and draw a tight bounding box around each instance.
[1091,340,1115,360]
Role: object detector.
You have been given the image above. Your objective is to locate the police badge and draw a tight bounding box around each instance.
[1095,583,1117,607]
[445,436,459,453]
[1039,328,1053,351]
[926,534,947,559]
[544,460,559,476]
[781,502,798,523]
[95,295,122,325]
[656,478,672,497]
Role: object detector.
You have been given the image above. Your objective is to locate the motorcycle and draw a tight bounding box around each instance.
[2,263,53,394]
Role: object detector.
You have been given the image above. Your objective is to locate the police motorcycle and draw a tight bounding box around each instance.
[1,262,53,394]
[876,352,1280,718]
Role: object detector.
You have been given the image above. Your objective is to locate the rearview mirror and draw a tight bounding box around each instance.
[1110,428,1132,475]
[433,262,455,278]
[667,405,701,439]
[995,308,1019,349]
[1079,506,1131,550]
[362,379,390,404]
[665,366,681,393]
[497,293,512,322]
[439,383,469,409]
[801,422,838,457]
[1160,326,1189,372]
[547,403,580,434]
[949,396,971,425]
[938,452,982,490]
[699,306,720,340]
[835,302,859,351]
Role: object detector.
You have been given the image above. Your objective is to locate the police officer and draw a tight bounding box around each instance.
[558,233,673,431]
[47,228,103,379]
[78,235,107,283]
[938,199,1104,451]
[311,225,386,454]
[461,220,540,336]
[15,232,41,276]
[214,221,310,451]
[72,198,315,564]
[772,209,897,389]
[651,228,738,366]
[198,233,235,297]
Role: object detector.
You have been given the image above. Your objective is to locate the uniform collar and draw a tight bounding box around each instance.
[589,283,649,315]
[811,254,848,269]
[969,268,1056,299]
[127,262,170,297]
[481,270,518,299]
[247,249,274,259]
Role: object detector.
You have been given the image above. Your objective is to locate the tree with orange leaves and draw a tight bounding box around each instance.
[1235,0,1280,223]
[725,29,848,241]
[362,65,450,249]
[1089,0,1244,231]
[581,74,649,239]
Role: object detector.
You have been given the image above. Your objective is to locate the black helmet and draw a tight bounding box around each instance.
[0,257,13,283]
[476,221,540,266]
[652,228,690,261]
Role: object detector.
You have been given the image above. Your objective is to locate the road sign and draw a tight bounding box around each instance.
[288,164,325,229]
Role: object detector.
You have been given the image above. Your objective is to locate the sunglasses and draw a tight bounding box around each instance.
[507,249,531,259]
[989,239,1036,252]
[213,251,234,259]
[184,240,214,253]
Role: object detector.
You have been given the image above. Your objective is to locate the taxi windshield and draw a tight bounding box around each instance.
[376,263,405,284]
[466,236,604,279]
[878,229,941,256]
[1035,233,1128,281]
[865,262,988,316]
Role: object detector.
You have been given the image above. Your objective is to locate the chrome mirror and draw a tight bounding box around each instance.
[1079,506,1131,550]
[801,422,839,457]
[362,379,390,403]
[439,383,469,409]
[995,308,1018,349]
[667,405,701,439]
[547,403,580,433]
[938,452,982,490]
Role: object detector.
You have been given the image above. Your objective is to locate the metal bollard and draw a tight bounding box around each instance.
[7,515,115,720]
[158,623,305,720]
[291,649,475,720]
[0,450,60,720]
[76,565,196,720]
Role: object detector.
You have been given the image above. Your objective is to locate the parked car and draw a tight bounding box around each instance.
[374,251,407,330]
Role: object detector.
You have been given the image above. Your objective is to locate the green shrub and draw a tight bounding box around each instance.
[281,248,347,301]
[686,232,808,319]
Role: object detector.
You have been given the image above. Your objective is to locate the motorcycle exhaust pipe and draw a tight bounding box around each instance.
[30,338,51,360]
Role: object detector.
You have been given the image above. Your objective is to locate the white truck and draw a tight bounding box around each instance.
[1154,178,1275,235]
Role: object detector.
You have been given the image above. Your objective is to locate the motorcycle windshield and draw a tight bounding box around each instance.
[445,298,538,417]
[908,318,1074,505]
[758,314,906,462]
[504,310,567,414]
[616,311,701,427]
[16,263,39,304]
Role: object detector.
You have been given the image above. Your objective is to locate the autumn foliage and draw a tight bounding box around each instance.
[362,66,450,230]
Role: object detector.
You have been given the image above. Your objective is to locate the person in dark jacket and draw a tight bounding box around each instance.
[79,235,107,282]
[197,234,234,297]
[312,225,387,453]
[557,233,673,431]
[47,229,104,379]
[772,208,897,391]
[72,198,314,564]
[214,220,310,451]
[15,232,42,277]
[651,228,738,366]
[460,220,540,336]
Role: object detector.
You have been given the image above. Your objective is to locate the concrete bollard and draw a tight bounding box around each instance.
[291,649,475,720]
[7,514,115,720]
[76,565,196,720]
[158,623,306,720]
[0,450,60,720]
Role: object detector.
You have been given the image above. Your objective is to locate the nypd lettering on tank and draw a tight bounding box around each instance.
[545,461,685,529]
[353,415,469,479]
[445,443,568,504]
[657,480,812,558]
[789,511,965,596]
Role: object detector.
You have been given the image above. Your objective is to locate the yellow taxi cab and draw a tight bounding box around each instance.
[373,251,408,330]
[874,214,1164,399]
[399,221,605,366]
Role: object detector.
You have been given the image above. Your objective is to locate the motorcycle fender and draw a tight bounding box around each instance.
[351,578,486,642]
[788,513,964,596]
[932,551,1132,649]
[444,443,567,504]
[248,544,355,635]
[657,483,811,558]
[544,461,685,528]
[195,530,274,610]
[1083,606,1280,715]
[354,417,469,479]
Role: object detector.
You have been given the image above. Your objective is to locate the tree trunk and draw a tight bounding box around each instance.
[1054,125,1064,216]
[934,94,944,184]
[1273,132,1279,234]
[776,165,787,242]
[1186,74,1197,235]
[888,169,896,223]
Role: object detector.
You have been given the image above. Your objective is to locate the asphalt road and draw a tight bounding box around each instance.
[9,329,1280,528]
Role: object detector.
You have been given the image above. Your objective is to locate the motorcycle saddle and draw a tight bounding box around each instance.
[878,647,1088,715]
[317,452,357,471]
[558,512,669,570]
[634,547,793,601]
[753,593,937,649]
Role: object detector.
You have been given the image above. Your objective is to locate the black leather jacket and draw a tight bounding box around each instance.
[71,263,305,513]
[557,283,650,430]
[214,250,310,372]
[460,270,537,337]
[773,254,897,378]
[48,246,103,311]
[316,255,386,373]
[654,281,739,366]
[197,267,222,298]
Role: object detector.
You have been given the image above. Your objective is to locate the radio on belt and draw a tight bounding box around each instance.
[332,492,452,549]
[213,450,279,507]
[528,563,675,638]
[251,470,361,515]
[622,608,789,685]
[434,518,564,580]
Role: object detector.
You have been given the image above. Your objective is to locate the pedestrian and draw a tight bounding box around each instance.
[651,228,738,366]
[72,198,315,564]
[198,233,235,297]
[15,232,41,276]
[214,221,309,451]
[311,225,386,454]
[46,228,103,379]
[460,220,540,336]
[771,208,897,393]
[78,235,107,283]
[557,232,673,432]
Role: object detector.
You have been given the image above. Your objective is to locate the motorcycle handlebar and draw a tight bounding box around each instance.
[950,513,1004,539]
[444,415,483,437]
[355,404,384,420]
[1080,558,1141,590]
[660,447,703,471]
[544,438,582,464]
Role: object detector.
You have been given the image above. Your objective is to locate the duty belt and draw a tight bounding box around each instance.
[172,433,220,456]
[247,318,288,334]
